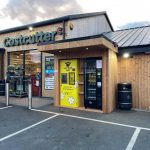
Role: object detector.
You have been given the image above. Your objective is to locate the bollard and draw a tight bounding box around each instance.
[6,82,9,106]
[28,82,32,109]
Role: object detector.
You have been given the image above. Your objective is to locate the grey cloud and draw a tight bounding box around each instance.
[118,21,150,29]
[2,0,83,24]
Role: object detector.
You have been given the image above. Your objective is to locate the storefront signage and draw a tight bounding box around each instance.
[45,56,54,90]
[4,27,63,47]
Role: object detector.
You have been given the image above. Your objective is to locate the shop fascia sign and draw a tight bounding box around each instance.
[4,27,63,47]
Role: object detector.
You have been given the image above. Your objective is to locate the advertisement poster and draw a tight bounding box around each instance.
[60,59,79,108]
[96,60,102,69]
[45,56,54,90]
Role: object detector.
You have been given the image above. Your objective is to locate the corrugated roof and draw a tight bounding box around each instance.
[104,26,150,48]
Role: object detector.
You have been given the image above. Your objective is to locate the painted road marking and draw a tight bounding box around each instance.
[0,114,59,142]
[31,108,150,131]
[0,106,12,110]
[126,128,141,150]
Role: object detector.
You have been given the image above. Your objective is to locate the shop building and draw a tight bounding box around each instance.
[0,12,150,113]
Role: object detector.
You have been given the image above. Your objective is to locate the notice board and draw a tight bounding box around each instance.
[45,56,54,90]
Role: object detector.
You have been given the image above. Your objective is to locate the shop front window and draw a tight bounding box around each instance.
[8,50,41,97]
[25,50,41,96]
[8,51,25,97]
[9,51,23,72]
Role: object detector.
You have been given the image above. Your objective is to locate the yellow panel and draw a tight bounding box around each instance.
[60,59,79,107]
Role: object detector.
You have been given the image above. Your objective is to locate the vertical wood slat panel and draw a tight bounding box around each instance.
[118,54,150,111]
[105,50,118,113]
[148,56,150,109]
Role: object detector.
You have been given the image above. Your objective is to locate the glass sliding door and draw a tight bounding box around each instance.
[25,50,41,96]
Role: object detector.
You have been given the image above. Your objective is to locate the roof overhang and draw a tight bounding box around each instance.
[119,45,150,54]
[38,36,118,53]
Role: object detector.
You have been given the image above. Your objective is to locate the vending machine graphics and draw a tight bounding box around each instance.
[60,59,79,107]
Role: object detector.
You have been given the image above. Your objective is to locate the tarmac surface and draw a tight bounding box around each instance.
[0,103,150,150]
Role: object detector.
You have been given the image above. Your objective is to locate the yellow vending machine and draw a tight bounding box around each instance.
[60,59,79,108]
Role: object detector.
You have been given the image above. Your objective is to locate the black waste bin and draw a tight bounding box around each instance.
[0,79,5,96]
[118,83,132,110]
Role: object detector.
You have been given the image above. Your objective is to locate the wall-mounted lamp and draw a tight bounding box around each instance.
[69,22,74,30]
[123,53,130,58]
[28,26,33,31]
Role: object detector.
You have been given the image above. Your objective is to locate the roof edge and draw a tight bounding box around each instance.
[119,44,150,54]
[0,11,113,34]
[38,34,116,46]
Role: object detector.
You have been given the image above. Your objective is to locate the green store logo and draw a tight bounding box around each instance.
[4,27,63,47]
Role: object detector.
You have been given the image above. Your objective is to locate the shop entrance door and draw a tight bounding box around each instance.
[60,59,79,108]
[25,50,41,97]
[84,58,102,109]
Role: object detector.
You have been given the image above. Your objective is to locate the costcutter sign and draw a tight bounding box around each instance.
[4,27,63,47]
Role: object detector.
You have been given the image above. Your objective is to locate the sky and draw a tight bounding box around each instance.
[0,0,150,30]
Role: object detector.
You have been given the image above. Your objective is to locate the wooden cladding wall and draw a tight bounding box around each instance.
[54,48,108,111]
[53,47,118,113]
[118,54,150,111]
[107,50,118,113]
[65,15,112,39]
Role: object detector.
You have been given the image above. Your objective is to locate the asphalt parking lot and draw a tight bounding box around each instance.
[0,104,150,150]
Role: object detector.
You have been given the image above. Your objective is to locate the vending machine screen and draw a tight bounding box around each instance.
[61,73,68,84]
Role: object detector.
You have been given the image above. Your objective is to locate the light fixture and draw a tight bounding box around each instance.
[69,22,74,30]
[145,52,150,54]
[86,47,88,50]
[28,26,33,31]
[123,53,130,58]
[59,50,62,53]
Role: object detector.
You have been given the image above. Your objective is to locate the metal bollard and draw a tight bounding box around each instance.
[6,82,9,106]
[28,82,32,109]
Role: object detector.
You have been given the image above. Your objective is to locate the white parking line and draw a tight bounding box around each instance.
[0,106,12,110]
[0,114,59,142]
[126,128,141,150]
[31,108,150,131]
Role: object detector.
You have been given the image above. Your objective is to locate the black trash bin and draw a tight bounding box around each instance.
[118,83,132,110]
[0,79,5,96]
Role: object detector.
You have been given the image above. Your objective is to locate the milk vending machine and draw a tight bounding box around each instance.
[84,58,102,109]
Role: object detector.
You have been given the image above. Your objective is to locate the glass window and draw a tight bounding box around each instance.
[9,51,23,71]
[25,50,41,96]
[25,50,41,76]
[8,51,25,97]
[8,50,42,97]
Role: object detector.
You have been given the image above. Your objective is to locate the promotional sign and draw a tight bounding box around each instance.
[45,56,54,90]
[60,59,79,108]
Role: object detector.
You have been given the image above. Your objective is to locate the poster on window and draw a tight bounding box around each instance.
[45,56,54,90]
